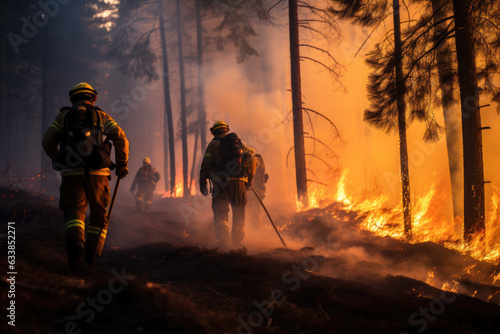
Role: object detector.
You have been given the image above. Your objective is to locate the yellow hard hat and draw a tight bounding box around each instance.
[143,157,151,164]
[69,82,98,98]
[210,121,229,134]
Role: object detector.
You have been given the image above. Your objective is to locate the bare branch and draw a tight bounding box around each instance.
[303,110,316,156]
[306,167,320,180]
[307,179,328,186]
[299,44,340,65]
[286,146,295,168]
[305,153,333,170]
[274,110,293,128]
[298,24,332,43]
[304,136,338,158]
[300,56,342,79]
[303,107,344,143]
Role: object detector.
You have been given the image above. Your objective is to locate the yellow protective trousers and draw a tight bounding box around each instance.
[212,179,247,248]
[59,175,110,263]
[136,182,154,212]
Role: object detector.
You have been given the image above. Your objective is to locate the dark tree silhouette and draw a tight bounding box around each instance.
[109,0,177,193]
[331,0,413,235]
[175,0,189,196]
[431,0,462,223]
[1,0,110,174]
[289,0,308,205]
[270,0,343,207]
[452,0,485,242]
[392,0,412,236]
[195,0,207,152]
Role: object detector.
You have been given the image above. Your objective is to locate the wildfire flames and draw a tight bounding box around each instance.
[298,170,500,264]
[161,182,197,198]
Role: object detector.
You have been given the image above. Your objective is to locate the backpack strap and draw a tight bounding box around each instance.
[84,107,96,179]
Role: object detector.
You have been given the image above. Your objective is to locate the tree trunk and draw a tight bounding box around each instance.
[41,26,52,171]
[431,0,463,223]
[157,0,176,194]
[195,0,207,152]
[393,0,412,236]
[175,0,189,197]
[288,0,308,206]
[190,130,199,194]
[452,0,485,243]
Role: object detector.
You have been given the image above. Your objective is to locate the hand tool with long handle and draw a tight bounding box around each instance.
[251,185,287,249]
[107,177,121,222]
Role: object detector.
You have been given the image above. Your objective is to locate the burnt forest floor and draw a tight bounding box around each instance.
[1,187,500,334]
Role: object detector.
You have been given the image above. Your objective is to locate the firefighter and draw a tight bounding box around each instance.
[199,121,256,249]
[42,82,129,270]
[130,157,160,212]
[247,153,269,226]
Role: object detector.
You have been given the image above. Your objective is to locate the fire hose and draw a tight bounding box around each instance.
[250,185,288,249]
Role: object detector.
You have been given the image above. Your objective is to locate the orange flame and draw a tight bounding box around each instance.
[162,182,184,198]
[300,169,500,265]
[162,182,198,198]
[335,169,351,206]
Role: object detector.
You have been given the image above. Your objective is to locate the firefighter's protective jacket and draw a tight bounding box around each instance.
[42,101,129,177]
[132,165,160,188]
[199,136,255,185]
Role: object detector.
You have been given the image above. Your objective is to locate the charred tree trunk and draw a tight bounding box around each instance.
[176,0,188,196]
[195,0,207,152]
[190,130,199,194]
[157,0,176,193]
[41,26,51,171]
[289,0,308,205]
[452,0,485,242]
[393,0,412,236]
[431,0,463,223]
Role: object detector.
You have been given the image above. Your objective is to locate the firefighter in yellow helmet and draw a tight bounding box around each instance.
[42,82,129,271]
[130,157,161,212]
[199,121,256,249]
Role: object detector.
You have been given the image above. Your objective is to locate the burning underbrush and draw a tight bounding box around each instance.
[282,170,500,304]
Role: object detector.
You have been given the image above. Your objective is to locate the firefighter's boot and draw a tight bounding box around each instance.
[85,227,107,264]
[232,215,245,249]
[215,221,230,249]
[135,197,144,211]
[67,239,84,271]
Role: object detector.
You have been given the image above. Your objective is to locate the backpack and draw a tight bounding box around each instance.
[53,105,111,172]
[241,146,257,183]
[219,133,257,182]
[219,133,243,177]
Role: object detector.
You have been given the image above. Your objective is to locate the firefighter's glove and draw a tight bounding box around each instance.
[116,165,128,178]
[200,180,208,196]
